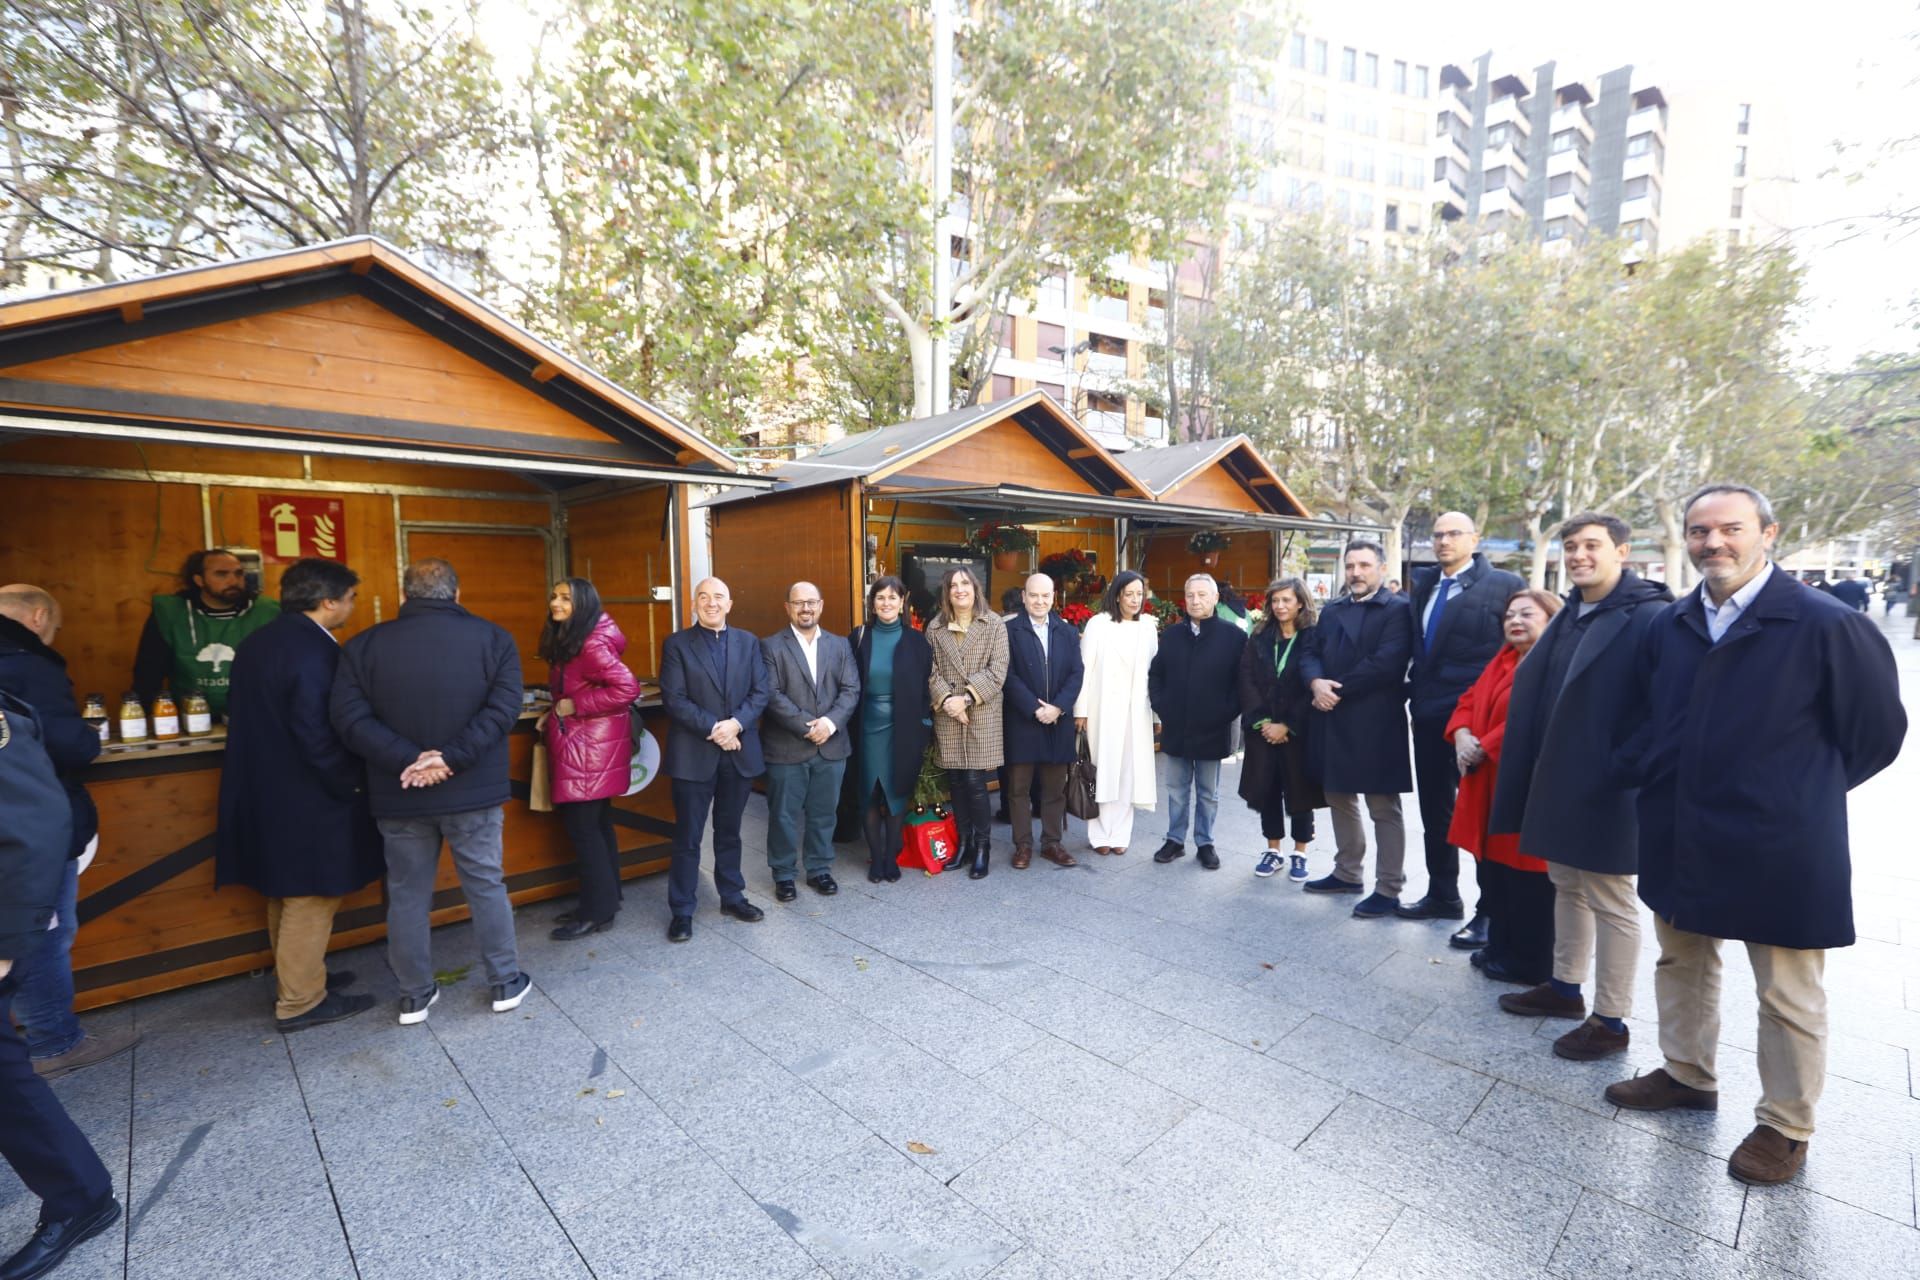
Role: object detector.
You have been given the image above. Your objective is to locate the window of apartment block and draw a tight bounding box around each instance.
[1355,193,1374,228]
[1036,381,1065,404]
[1335,96,1356,131]
[1313,39,1328,75]
[989,314,1014,356]
[1551,129,1575,153]
[1414,65,1430,97]
[1623,176,1661,212]
[1332,141,1353,177]
[1730,187,1745,218]
[1038,275,1067,311]
[1146,288,1168,327]
[1341,47,1357,82]
[1363,53,1379,87]
[1308,86,1327,124]
[990,374,1014,402]
[1301,134,1325,171]
[1737,103,1751,135]
[1384,202,1400,232]
[1036,321,1066,361]
[1486,122,1513,150]
[1733,145,1748,177]
[1482,165,1509,194]
[1392,60,1408,94]
[1290,32,1307,68]
[1621,220,1646,242]
[1385,153,1403,187]
[1356,148,1375,181]
[1333,188,1352,221]
[1303,181,1324,213]
[1548,172,1571,197]
[1626,132,1655,158]
[1544,217,1570,241]
[1361,111,1378,137]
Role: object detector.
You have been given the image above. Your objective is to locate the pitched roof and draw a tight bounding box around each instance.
[0,236,737,476]
[1117,434,1308,516]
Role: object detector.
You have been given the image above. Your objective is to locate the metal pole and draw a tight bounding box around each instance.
[930,0,954,416]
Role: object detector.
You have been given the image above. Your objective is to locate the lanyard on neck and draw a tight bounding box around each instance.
[1272,631,1297,677]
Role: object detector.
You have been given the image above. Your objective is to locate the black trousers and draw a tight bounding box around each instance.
[1411,714,1472,901]
[1257,797,1315,844]
[668,757,752,916]
[947,768,994,847]
[560,797,621,925]
[1479,860,1556,981]
[0,974,112,1219]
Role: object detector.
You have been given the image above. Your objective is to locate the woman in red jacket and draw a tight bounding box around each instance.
[1445,588,1560,985]
[540,578,639,940]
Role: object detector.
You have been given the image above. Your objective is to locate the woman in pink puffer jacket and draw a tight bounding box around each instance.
[539,577,639,939]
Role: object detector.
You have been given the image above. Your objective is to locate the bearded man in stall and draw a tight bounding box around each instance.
[132,548,279,718]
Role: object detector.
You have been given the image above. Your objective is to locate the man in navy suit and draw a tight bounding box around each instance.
[759,581,860,902]
[1003,574,1085,868]
[659,577,771,942]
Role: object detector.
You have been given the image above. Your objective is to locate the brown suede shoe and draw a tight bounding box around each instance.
[1728,1124,1808,1186]
[32,1027,142,1080]
[1011,846,1033,870]
[1497,983,1587,1020]
[1039,844,1077,868]
[1553,1016,1630,1061]
[1604,1068,1719,1112]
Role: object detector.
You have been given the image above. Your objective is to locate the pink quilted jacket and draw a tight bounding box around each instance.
[544,613,640,804]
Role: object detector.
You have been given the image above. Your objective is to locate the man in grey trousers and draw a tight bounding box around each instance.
[760,581,860,901]
[331,559,531,1025]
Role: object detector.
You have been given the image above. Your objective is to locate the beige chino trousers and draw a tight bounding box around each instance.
[1547,862,1640,1019]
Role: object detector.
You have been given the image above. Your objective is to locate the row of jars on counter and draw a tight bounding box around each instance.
[81,692,214,745]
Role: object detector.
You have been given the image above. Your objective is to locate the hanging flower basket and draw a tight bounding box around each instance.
[1039,548,1095,589]
[1188,529,1231,570]
[966,522,1037,571]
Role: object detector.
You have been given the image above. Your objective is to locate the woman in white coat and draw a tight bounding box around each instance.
[1073,571,1160,854]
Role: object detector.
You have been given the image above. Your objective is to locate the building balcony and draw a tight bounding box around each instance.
[1083,350,1129,380]
[1480,186,1524,219]
[1627,105,1667,141]
[1485,94,1528,129]
[1544,192,1588,223]
[1550,105,1594,139]
[1482,141,1529,176]
[1546,147,1589,177]
[1622,149,1661,181]
[1619,194,1661,227]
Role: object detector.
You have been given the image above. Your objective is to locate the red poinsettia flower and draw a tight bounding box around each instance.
[1059,602,1094,629]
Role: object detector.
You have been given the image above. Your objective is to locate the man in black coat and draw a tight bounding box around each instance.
[1490,514,1671,1063]
[1827,571,1869,612]
[1604,484,1907,1187]
[760,580,860,901]
[659,576,771,942]
[0,586,139,1080]
[1300,542,1416,917]
[218,559,383,1032]
[1400,515,1525,936]
[1149,574,1248,871]
[331,558,530,1026]
[1003,574,1085,869]
[0,689,122,1280]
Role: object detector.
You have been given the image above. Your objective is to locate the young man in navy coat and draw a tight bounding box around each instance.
[1003,573,1085,869]
[1605,483,1906,1187]
[659,577,771,942]
[1401,513,1524,935]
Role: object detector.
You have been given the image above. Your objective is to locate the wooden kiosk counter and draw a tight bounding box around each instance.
[0,238,770,1010]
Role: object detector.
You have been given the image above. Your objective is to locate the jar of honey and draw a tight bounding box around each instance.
[117,692,148,744]
[152,692,182,741]
[183,693,213,736]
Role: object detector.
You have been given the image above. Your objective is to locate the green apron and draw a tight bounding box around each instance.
[149,594,280,716]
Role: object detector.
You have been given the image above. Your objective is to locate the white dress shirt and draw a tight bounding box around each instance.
[1028,613,1051,659]
[1700,561,1774,643]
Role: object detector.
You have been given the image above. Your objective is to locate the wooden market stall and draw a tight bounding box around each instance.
[1119,434,1318,602]
[702,392,1152,636]
[0,237,768,1009]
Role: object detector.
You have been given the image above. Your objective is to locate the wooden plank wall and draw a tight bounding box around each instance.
[894,419,1098,493]
[1165,465,1264,513]
[707,484,861,639]
[1140,531,1274,606]
[869,504,1116,615]
[564,485,677,677]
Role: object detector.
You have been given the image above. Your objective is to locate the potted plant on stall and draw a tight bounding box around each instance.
[968,522,1039,572]
[1038,548,1095,594]
[1059,602,1094,630]
[1188,529,1231,570]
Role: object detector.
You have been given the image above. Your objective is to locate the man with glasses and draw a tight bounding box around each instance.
[1400,513,1523,942]
[759,582,860,902]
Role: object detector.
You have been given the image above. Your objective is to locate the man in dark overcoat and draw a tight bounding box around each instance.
[1603,483,1907,1187]
[1149,574,1246,871]
[0,690,121,1279]
[1003,574,1085,868]
[659,576,771,942]
[1299,541,1415,916]
[1489,513,1670,1062]
[759,580,860,901]
[218,558,383,1032]
[1401,514,1525,935]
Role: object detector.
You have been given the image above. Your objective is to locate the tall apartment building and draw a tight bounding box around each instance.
[1660,83,1795,254]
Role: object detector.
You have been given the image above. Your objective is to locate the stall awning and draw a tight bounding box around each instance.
[866,482,1386,535]
[0,410,779,490]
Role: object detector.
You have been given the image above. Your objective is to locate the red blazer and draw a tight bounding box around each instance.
[545,613,640,804]
[1443,645,1545,873]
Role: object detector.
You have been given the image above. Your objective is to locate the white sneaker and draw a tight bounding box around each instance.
[397,986,439,1025]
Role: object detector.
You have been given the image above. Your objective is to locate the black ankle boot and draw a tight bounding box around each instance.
[968,833,992,880]
[946,834,975,876]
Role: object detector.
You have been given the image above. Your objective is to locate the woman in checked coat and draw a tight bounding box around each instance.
[926,567,1008,880]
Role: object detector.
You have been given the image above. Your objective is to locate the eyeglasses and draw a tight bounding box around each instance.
[1432,530,1474,541]
[788,599,822,608]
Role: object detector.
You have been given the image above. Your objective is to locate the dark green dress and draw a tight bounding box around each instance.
[859,619,906,813]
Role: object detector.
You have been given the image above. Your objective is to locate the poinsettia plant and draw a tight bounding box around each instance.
[1188,529,1232,553]
[966,522,1038,554]
[1039,548,1095,585]
[1059,602,1094,629]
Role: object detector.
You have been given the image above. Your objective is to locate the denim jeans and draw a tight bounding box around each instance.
[1163,755,1222,848]
[378,807,521,1001]
[7,858,83,1059]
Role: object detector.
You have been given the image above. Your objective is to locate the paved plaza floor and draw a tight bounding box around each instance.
[6,612,1919,1279]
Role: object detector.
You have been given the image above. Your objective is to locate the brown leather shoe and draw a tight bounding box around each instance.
[1039,844,1077,868]
[1604,1068,1718,1113]
[1553,1016,1630,1061]
[1497,983,1587,1020]
[1011,846,1033,870]
[32,1027,142,1080]
[1728,1124,1808,1186]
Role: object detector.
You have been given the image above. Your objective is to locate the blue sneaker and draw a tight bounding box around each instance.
[1254,852,1283,878]
[1287,854,1309,883]
[1352,892,1401,919]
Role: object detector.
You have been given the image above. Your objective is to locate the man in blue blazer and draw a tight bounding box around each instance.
[659,577,771,941]
[1003,574,1085,868]
[760,581,860,901]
